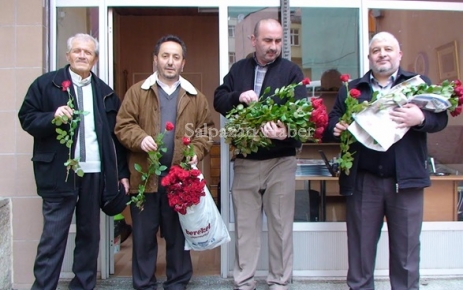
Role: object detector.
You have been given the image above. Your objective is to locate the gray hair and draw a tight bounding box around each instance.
[66,33,99,56]
[369,31,400,49]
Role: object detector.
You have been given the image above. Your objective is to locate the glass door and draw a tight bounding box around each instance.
[51,0,112,279]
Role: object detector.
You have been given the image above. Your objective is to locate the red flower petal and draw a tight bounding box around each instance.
[301,78,311,85]
[165,122,175,131]
[340,74,350,83]
[61,80,71,91]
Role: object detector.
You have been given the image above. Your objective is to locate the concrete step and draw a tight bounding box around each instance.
[56,276,463,290]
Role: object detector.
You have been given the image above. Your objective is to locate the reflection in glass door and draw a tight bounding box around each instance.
[55,7,99,70]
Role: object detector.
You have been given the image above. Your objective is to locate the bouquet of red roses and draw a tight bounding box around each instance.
[162,137,231,250]
[224,78,328,156]
[161,137,206,215]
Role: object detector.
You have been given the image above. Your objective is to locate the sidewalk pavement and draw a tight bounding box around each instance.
[56,276,463,290]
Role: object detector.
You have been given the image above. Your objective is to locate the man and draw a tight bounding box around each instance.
[214,19,307,290]
[18,33,129,290]
[115,35,214,290]
[327,31,448,289]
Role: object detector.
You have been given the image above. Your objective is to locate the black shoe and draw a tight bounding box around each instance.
[114,220,132,243]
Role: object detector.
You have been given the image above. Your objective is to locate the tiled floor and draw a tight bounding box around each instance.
[114,234,220,277]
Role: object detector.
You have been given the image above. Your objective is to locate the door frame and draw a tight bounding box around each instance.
[52,0,463,281]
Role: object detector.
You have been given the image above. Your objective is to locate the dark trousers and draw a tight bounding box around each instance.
[32,173,101,290]
[346,171,423,290]
[130,180,192,290]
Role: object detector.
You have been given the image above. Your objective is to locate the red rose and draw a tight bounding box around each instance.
[340,74,350,83]
[451,105,463,117]
[190,169,201,178]
[182,137,191,146]
[454,86,463,97]
[310,107,328,127]
[301,78,311,85]
[313,127,325,139]
[349,89,361,98]
[458,96,463,106]
[61,80,71,92]
[454,80,462,87]
[165,122,174,131]
[311,97,324,109]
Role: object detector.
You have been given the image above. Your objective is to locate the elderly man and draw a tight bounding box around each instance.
[327,31,448,290]
[18,33,129,290]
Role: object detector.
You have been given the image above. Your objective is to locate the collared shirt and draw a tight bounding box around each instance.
[156,78,181,96]
[254,65,268,96]
[69,68,101,173]
[369,70,398,94]
[252,53,275,96]
[69,68,92,86]
[140,71,197,95]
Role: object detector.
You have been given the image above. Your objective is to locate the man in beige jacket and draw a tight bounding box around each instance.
[115,34,213,290]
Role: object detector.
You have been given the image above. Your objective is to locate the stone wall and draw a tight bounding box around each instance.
[0,198,11,289]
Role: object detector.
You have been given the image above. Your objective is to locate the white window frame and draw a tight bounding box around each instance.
[290,28,300,46]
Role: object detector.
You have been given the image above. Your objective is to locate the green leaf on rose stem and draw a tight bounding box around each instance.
[66,140,72,148]
[134,163,142,172]
[159,165,167,171]
[147,167,156,175]
[160,147,167,153]
[155,169,162,176]
[76,168,84,177]
[261,86,271,96]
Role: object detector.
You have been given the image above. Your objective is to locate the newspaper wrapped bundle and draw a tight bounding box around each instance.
[349,75,460,151]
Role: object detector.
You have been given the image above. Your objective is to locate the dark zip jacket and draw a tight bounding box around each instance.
[326,68,448,196]
[214,55,307,160]
[18,65,129,198]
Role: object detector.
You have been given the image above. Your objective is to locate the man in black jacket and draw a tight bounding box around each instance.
[327,31,448,290]
[18,33,129,290]
[214,19,307,290]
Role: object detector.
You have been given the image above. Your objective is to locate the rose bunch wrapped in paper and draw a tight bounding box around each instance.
[338,74,463,175]
[224,78,329,156]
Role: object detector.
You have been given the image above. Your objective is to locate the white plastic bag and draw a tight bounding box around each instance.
[178,183,230,251]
